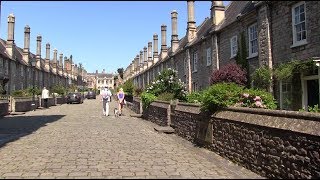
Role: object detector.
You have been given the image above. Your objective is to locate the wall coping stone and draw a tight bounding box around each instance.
[214,107,320,136]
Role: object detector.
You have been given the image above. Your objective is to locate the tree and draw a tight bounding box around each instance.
[117,68,124,79]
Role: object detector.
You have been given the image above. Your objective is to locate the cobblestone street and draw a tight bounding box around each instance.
[0,97,262,179]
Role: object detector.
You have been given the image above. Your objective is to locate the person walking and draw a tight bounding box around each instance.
[100,86,112,116]
[41,87,49,108]
[117,88,125,116]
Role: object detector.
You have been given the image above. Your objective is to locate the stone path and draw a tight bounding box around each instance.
[0,96,263,179]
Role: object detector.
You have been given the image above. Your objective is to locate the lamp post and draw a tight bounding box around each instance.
[31,59,36,110]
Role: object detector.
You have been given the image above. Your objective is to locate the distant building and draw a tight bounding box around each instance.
[86,69,114,92]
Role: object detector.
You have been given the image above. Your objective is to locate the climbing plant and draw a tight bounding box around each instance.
[235,31,250,88]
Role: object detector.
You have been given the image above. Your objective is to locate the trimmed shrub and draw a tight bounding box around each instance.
[201,82,244,112]
[186,91,203,104]
[251,66,272,91]
[157,92,175,102]
[239,88,277,109]
[141,92,157,110]
[210,63,247,86]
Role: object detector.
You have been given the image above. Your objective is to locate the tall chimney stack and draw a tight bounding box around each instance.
[147,41,153,67]
[139,50,144,72]
[160,24,168,59]
[211,1,225,27]
[36,35,42,68]
[171,10,179,53]
[187,1,196,42]
[22,25,30,63]
[59,53,63,75]
[135,55,139,75]
[6,13,15,58]
[52,49,57,73]
[44,43,50,71]
[153,34,159,64]
[143,46,148,70]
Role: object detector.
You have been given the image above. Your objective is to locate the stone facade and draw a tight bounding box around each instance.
[127,99,320,179]
[86,69,114,92]
[0,13,87,96]
[123,1,320,110]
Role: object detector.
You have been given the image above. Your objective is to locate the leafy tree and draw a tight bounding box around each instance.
[117,68,124,79]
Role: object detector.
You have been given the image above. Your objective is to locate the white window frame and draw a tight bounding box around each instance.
[206,48,212,66]
[192,51,198,73]
[291,1,307,48]
[230,36,238,58]
[248,23,258,58]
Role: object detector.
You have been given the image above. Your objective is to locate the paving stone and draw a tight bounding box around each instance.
[0,99,263,179]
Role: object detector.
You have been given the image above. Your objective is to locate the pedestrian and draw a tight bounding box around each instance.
[117,88,125,116]
[41,87,49,108]
[101,86,112,116]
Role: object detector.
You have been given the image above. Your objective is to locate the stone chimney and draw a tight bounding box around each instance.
[143,46,148,70]
[153,34,159,64]
[96,70,98,74]
[22,25,30,64]
[52,49,57,74]
[44,43,50,71]
[6,13,15,59]
[102,69,105,74]
[171,10,179,53]
[36,35,42,68]
[187,1,196,42]
[131,59,135,76]
[147,42,153,67]
[160,24,168,59]
[139,50,144,72]
[59,53,63,75]
[211,1,225,27]
[134,55,139,75]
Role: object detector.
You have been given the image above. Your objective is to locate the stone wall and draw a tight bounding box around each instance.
[0,100,9,116]
[13,97,39,112]
[56,97,65,104]
[132,97,141,114]
[142,100,170,127]
[129,98,320,179]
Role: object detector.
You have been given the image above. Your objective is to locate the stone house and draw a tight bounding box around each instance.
[0,13,83,95]
[124,1,320,110]
[86,69,114,91]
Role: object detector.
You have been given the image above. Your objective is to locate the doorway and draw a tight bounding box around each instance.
[307,79,319,107]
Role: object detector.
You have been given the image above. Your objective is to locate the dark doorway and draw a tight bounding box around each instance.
[307,79,319,107]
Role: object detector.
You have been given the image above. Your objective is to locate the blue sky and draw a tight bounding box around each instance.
[0,1,229,74]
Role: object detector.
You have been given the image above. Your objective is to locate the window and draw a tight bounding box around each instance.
[192,51,198,72]
[230,36,238,58]
[248,23,258,57]
[280,81,292,110]
[292,1,307,47]
[192,82,198,92]
[206,48,212,66]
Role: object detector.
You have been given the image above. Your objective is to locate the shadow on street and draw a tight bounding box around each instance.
[0,114,65,148]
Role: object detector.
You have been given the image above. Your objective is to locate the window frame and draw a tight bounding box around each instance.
[206,47,212,66]
[248,23,258,58]
[192,51,198,73]
[230,35,238,58]
[291,1,307,48]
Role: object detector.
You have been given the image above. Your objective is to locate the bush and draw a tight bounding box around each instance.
[157,92,175,101]
[27,86,41,96]
[186,91,203,104]
[121,78,134,96]
[210,63,247,86]
[201,82,244,112]
[251,66,272,91]
[134,86,143,97]
[146,68,187,101]
[238,88,277,110]
[51,84,67,96]
[141,92,157,110]
[11,90,29,97]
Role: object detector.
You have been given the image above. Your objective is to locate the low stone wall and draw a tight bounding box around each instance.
[0,100,9,116]
[40,97,55,107]
[132,97,141,114]
[56,97,65,104]
[13,97,39,112]
[131,98,320,179]
[142,100,170,127]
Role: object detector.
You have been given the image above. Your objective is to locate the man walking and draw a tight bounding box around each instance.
[100,86,112,116]
[41,87,49,108]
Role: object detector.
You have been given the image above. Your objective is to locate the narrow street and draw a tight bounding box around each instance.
[0,97,262,179]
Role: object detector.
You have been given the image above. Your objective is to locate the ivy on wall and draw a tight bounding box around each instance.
[235,31,250,88]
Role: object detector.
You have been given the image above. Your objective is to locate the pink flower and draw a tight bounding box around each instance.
[243,93,249,98]
[254,96,261,101]
[255,101,263,107]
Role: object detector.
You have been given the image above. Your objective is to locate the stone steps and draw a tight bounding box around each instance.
[154,126,175,134]
[130,114,143,118]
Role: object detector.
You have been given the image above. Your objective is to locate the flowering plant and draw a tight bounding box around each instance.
[145,68,187,101]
